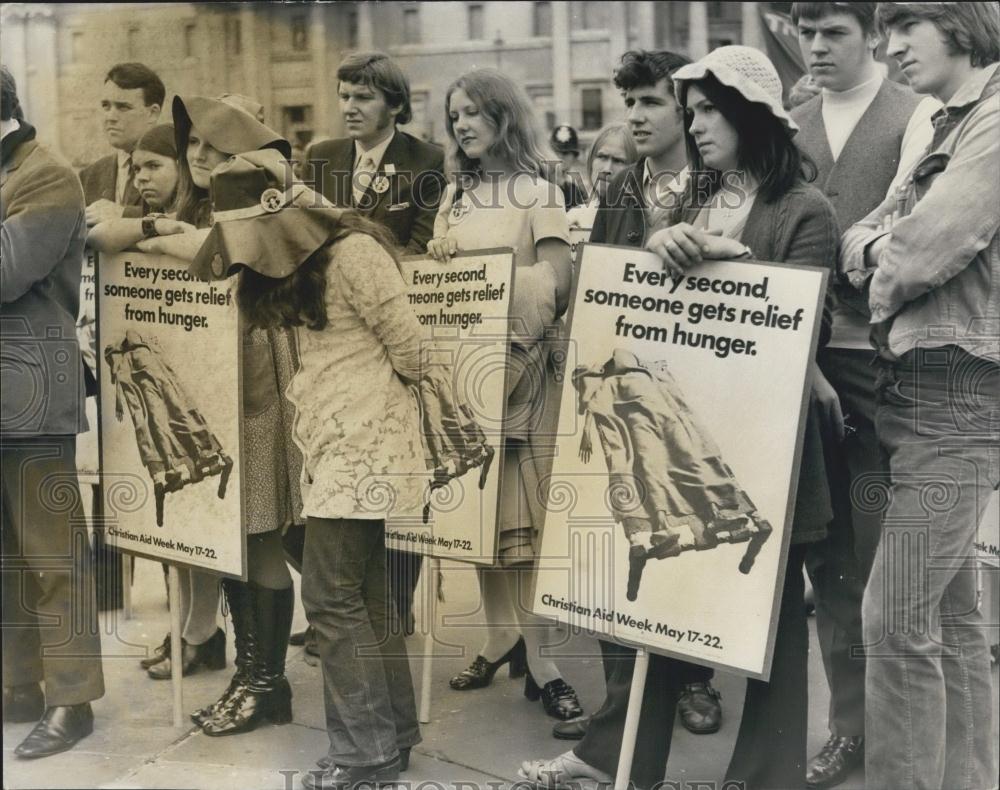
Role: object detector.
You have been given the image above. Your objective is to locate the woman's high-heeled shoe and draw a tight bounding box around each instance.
[449,636,526,690]
[525,672,584,721]
[147,628,226,679]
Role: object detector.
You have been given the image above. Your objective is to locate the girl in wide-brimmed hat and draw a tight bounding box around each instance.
[191,147,434,783]
[131,96,304,739]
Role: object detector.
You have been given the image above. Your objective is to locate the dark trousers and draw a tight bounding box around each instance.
[575,545,809,790]
[574,645,712,789]
[1,435,105,705]
[726,543,809,789]
[807,348,885,736]
[91,481,123,611]
[284,523,422,627]
[301,517,420,766]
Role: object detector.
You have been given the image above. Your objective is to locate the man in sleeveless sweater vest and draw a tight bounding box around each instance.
[789,4,933,787]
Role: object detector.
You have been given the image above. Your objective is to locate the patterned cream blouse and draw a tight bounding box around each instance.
[286,233,429,520]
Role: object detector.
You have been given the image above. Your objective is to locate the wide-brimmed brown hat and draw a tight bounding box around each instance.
[190,148,347,281]
[172,95,291,160]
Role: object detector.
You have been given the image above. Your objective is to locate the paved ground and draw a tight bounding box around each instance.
[4,553,998,790]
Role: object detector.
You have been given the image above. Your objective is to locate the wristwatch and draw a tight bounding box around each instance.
[141,213,167,239]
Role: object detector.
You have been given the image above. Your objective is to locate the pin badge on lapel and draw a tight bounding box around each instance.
[260,188,284,213]
[372,175,390,194]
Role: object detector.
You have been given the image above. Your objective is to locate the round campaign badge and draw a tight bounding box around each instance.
[260,188,284,213]
[450,200,470,222]
[372,175,390,194]
[211,254,226,278]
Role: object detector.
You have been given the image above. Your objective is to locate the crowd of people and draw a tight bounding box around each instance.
[2,2,998,789]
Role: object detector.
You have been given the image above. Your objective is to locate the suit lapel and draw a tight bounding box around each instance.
[619,161,646,246]
[102,156,118,202]
[337,141,354,208]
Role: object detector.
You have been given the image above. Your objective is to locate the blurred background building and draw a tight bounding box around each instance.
[1,1,799,166]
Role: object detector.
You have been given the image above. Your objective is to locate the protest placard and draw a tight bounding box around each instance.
[385,249,514,565]
[532,243,828,678]
[98,250,244,577]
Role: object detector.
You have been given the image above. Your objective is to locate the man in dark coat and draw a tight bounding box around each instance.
[1,64,105,759]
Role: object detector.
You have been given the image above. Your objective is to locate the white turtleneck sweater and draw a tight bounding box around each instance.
[821,72,883,161]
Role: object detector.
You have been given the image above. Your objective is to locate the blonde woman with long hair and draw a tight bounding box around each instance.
[427,68,583,721]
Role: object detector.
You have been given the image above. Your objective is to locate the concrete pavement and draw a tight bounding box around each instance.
[4,555,998,790]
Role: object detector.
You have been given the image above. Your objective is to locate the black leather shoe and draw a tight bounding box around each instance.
[525,674,584,721]
[301,757,400,790]
[317,748,410,772]
[552,715,591,740]
[3,683,45,723]
[806,735,864,788]
[14,704,94,759]
[678,681,722,734]
[148,627,226,679]
[289,626,314,646]
[291,625,320,657]
[140,632,172,669]
[449,637,526,690]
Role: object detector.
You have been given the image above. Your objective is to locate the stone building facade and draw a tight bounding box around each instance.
[1,1,770,166]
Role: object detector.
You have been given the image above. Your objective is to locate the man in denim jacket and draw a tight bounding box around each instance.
[840,4,999,789]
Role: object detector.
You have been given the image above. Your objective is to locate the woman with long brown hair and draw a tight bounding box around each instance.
[427,68,584,722]
[191,147,426,785]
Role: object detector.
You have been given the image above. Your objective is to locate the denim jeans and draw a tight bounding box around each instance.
[301,517,420,767]
[864,345,999,790]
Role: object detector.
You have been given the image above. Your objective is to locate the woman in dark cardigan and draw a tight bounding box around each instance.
[521,45,840,790]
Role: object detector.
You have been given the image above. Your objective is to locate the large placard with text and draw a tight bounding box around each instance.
[98,251,244,577]
[532,243,828,678]
[386,249,515,565]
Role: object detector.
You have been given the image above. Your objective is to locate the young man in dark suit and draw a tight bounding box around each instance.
[1,64,105,760]
[290,53,445,651]
[307,51,445,256]
[78,62,164,225]
[790,4,932,785]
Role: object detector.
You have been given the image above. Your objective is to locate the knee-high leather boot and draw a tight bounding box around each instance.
[191,579,254,725]
[202,584,293,736]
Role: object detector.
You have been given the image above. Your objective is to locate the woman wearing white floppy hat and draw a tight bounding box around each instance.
[520,46,840,790]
